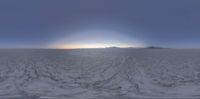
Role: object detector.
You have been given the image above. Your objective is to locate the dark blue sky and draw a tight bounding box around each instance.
[1,0,200,48]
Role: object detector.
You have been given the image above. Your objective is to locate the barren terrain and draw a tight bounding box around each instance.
[0,49,200,99]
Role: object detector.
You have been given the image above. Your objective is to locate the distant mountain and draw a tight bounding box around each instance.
[145,46,166,49]
[106,46,120,48]
[106,46,167,49]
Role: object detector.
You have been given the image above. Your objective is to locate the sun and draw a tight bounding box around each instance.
[60,44,110,49]
[48,30,146,49]
[51,43,139,49]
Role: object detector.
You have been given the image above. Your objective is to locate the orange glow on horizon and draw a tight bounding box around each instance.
[51,43,137,49]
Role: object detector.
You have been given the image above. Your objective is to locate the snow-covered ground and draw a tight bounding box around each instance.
[0,48,200,99]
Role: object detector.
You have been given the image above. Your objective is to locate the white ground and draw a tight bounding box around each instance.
[0,48,200,99]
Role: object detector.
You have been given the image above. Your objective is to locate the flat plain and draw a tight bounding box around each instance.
[0,48,200,99]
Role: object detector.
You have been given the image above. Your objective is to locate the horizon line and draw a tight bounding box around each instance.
[0,47,200,50]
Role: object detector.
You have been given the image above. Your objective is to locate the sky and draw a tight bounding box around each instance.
[0,0,200,48]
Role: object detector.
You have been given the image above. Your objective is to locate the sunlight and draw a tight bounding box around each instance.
[52,43,136,49]
[49,30,146,49]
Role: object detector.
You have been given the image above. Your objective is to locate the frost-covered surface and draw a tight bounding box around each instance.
[0,49,200,99]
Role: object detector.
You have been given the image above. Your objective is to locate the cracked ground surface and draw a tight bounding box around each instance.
[0,49,200,99]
